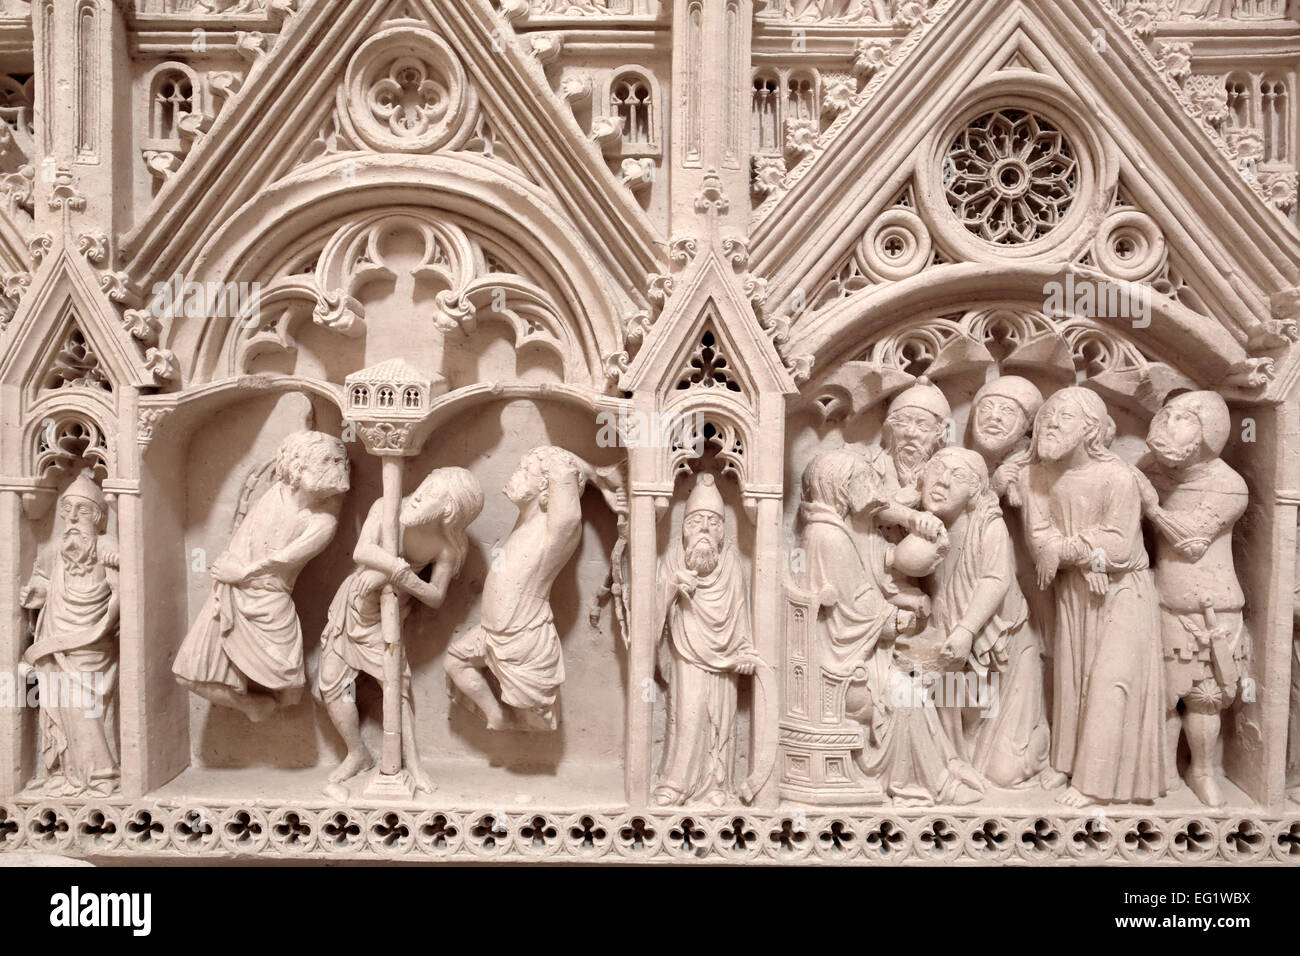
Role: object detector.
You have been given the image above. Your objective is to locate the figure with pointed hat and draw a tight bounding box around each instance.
[653,473,761,807]
[1137,390,1250,807]
[20,470,120,797]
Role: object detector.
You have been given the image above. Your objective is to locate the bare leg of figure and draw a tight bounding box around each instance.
[1183,706,1226,807]
[179,678,275,723]
[445,658,509,730]
[324,691,374,784]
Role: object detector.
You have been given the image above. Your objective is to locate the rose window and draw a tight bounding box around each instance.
[943,109,1077,245]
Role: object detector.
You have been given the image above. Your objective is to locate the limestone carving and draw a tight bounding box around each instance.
[318,467,483,795]
[1138,391,1250,807]
[1020,387,1166,807]
[653,474,761,807]
[2,0,1300,870]
[20,472,120,797]
[173,430,350,722]
[445,447,625,731]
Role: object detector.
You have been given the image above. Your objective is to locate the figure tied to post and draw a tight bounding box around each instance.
[21,470,121,798]
[445,446,626,732]
[174,430,351,723]
[317,467,485,795]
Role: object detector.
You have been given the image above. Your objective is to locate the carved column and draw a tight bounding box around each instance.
[670,0,753,238]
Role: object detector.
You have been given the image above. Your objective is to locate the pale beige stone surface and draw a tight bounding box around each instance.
[1,0,1300,865]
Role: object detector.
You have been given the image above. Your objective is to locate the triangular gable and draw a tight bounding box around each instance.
[623,249,797,399]
[752,0,1300,349]
[119,0,662,300]
[0,247,153,397]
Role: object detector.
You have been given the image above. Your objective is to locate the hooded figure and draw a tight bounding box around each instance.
[1139,390,1249,808]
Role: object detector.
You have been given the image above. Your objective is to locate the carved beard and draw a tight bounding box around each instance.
[891,443,935,486]
[685,535,719,576]
[61,524,97,575]
[1148,433,1199,468]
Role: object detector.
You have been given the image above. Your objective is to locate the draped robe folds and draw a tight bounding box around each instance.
[799,502,894,678]
[24,548,119,791]
[800,503,976,805]
[655,542,753,804]
[174,484,334,693]
[1022,458,1167,802]
[930,500,1050,788]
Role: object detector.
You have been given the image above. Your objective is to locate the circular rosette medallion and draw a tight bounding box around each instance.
[341,26,475,153]
[944,108,1077,246]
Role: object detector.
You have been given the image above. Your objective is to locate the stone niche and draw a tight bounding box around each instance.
[5,0,1300,867]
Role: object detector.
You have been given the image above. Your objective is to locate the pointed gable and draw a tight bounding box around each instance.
[118,0,662,299]
[623,247,797,402]
[0,247,153,398]
[752,0,1300,356]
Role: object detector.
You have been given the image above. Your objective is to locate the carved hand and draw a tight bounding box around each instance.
[1135,471,1160,513]
[732,649,763,676]
[675,569,697,599]
[1036,546,1060,591]
[907,510,945,543]
[19,580,45,610]
[940,624,975,665]
[211,553,250,586]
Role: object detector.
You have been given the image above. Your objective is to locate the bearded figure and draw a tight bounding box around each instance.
[1020,387,1166,807]
[1138,391,1249,807]
[653,474,760,807]
[174,429,350,723]
[20,471,120,797]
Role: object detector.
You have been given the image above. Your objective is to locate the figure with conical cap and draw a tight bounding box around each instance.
[653,474,762,807]
[20,470,120,796]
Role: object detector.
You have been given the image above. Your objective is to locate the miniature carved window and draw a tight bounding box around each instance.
[1261,77,1288,162]
[377,386,396,409]
[943,108,1077,245]
[151,69,194,143]
[1226,76,1253,130]
[403,387,421,409]
[787,73,816,124]
[350,385,370,408]
[677,329,741,393]
[752,73,781,153]
[611,72,653,147]
[1236,0,1285,18]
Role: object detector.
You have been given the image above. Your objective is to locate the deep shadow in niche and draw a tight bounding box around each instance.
[306,397,628,788]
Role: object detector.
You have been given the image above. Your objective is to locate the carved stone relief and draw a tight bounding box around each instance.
[1,0,1300,870]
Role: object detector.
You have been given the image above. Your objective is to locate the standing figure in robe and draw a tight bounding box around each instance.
[969,375,1058,778]
[317,467,484,794]
[922,447,1051,789]
[1137,391,1249,807]
[1019,387,1166,807]
[174,430,350,723]
[800,449,984,806]
[653,474,762,807]
[20,471,120,796]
